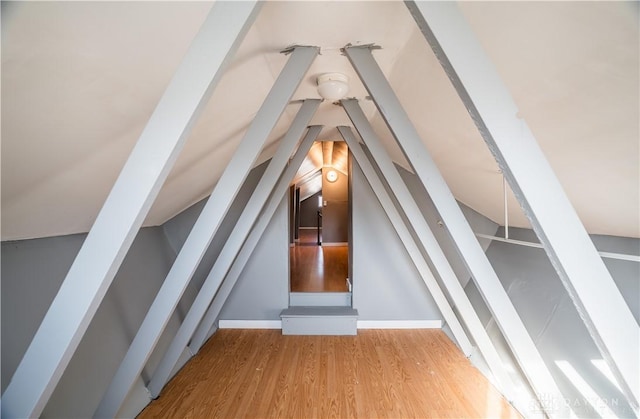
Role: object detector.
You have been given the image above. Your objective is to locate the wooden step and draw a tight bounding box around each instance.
[280,306,358,336]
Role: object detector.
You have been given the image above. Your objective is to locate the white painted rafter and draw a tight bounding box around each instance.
[0,3,261,418]
[147,101,321,397]
[405,1,639,413]
[341,99,518,404]
[343,43,566,417]
[338,125,473,356]
[94,45,319,418]
[189,125,323,353]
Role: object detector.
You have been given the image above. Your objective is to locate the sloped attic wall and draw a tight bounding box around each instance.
[2,152,493,417]
[164,159,455,325]
[5,143,636,417]
[350,161,499,323]
[1,227,176,417]
[1,161,269,417]
[465,228,639,418]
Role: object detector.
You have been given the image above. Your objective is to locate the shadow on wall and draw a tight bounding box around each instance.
[466,227,639,418]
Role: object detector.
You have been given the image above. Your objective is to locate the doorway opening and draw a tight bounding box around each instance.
[289,140,351,294]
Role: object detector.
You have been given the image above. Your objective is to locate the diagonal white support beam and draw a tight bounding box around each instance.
[189,125,323,353]
[341,99,517,401]
[406,1,640,412]
[0,3,261,418]
[147,102,321,398]
[94,46,319,418]
[343,45,566,417]
[338,126,473,356]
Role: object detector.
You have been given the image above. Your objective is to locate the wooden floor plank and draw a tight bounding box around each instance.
[290,230,348,292]
[289,245,349,292]
[138,329,520,418]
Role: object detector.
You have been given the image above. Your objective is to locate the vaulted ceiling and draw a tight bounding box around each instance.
[2,1,638,241]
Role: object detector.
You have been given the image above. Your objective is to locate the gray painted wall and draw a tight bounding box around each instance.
[321,167,349,244]
[159,197,289,324]
[294,171,350,241]
[219,197,289,320]
[322,201,349,244]
[350,162,500,323]
[1,161,269,417]
[465,227,639,418]
[157,161,287,323]
[165,160,449,323]
[4,150,637,418]
[351,162,442,320]
[299,191,321,228]
[0,147,492,417]
[398,164,499,289]
[1,227,178,417]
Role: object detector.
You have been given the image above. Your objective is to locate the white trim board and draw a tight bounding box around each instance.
[357,320,442,329]
[218,320,442,329]
[477,233,640,263]
[219,320,282,329]
[322,242,348,247]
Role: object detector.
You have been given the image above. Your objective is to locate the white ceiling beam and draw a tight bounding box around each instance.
[94,45,319,418]
[189,125,322,354]
[406,1,639,412]
[147,101,321,398]
[341,99,518,404]
[343,44,566,417]
[338,125,473,356]
[322,140,334,167]
[0,2,261,417]
[295,168,322,188]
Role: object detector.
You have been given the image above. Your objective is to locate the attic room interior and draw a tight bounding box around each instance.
[1,1,638,418]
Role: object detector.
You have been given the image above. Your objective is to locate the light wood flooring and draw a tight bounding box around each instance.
[138,329,520,418]
[290,230,348,292]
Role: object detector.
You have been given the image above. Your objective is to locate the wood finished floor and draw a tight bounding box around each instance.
[138,329,520,418]
[290,230,348,292]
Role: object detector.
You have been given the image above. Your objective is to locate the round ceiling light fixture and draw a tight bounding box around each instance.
[326,169,338,183]
[316,72,349,101]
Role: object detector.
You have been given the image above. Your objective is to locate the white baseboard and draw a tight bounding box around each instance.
[219,320,282,329]
[357,320,442,329]
[299,227,319,230]
[322,242,348,247]
[218,320,442,330]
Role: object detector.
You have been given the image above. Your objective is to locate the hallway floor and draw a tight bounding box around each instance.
[290,229,348,292]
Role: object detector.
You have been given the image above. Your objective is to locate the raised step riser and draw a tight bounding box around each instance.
[282,316,357,335]
[280,306,358,336]
[289,292,351,307]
